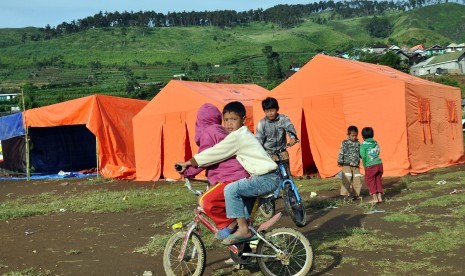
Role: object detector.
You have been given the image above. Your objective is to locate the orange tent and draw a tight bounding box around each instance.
[133,80,269,181]
[24,95,148,179]
[253,54,463,177]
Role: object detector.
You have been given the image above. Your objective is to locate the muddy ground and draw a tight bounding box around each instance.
[1,164,465,276]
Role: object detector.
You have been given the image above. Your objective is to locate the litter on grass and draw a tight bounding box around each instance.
[436,180,447,185]
[449,189,465,194]
[365,209,385,214]
[172,222,183,229]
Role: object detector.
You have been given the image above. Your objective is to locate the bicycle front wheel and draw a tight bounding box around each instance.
[256,227,313,276]
[283,183,307,227]
[163,231,206,276]
[259,196,276,219]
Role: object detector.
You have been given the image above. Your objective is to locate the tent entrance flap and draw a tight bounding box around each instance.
[303,94,346,178]
[29,125,97,173]
[301,110,317,174]
[0,137,26,172]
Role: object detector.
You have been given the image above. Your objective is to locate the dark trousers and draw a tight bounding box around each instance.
[365,163,383,195]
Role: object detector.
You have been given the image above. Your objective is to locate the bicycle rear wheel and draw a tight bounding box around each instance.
[283,183,307,227]
[163,231,206,276]
[256,227,313,276]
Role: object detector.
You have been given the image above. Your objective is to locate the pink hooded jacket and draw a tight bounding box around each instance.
[183,103,249,185]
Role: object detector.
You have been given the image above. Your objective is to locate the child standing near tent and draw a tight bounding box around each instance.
[182,103,249,240]
[255,97,298,170]
[176,101,279,245]
[337,125,362,200]
[360,127,383,204]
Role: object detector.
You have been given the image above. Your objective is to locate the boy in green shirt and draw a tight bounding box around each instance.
[360,127,383,204]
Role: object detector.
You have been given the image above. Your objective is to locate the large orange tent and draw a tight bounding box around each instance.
[253,54,463,177]
[133,80,269,181]
[24,95,148,179]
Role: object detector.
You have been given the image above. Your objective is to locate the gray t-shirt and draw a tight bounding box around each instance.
[255,114,297,154]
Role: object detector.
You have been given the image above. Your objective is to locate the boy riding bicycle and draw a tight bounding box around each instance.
[182,103,249,240]
[176,101,279,245]
[255,97,298,171]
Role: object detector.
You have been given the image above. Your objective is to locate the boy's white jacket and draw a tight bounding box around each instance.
[193,126,277,176]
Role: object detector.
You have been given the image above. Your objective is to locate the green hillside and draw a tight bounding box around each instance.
[391,3,465,45]
[0,3,464,111]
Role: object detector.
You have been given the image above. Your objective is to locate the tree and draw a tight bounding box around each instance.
[242,60,256,82]
[365,16,393,38]
[20,83,38,110]
[262,46,283,81]
[379,51,402,69]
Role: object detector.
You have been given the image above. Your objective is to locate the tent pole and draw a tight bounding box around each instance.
[96,137,99,179]
[25,127,30,181]
[21,88,30,181]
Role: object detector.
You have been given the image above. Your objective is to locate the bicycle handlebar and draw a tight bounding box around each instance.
[270,141,298,156]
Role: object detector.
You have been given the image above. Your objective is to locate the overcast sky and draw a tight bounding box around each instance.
[0,0,314,28]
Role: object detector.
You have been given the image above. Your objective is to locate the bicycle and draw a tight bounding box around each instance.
[258,144,307,227]
[163,178,313,276]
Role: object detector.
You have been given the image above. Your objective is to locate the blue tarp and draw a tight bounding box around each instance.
[0,172,97,180]
[0,113,25,140]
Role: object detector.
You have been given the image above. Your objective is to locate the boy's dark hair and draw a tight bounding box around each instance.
[361,127,374,139]
[223,101,246,118]
[347,125,358,135]
[262,97,279,111]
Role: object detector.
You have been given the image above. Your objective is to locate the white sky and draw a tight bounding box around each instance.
[0,0,315,28]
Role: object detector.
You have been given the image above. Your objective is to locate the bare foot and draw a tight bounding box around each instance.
[232,229,252,239]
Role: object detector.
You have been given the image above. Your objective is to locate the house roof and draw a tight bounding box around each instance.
[410,57,434,69]
[372,44,389,48]
[429,50,465,65]
[447,43,458,48]
[392,49,409,57]
[409,44,424,51]
[425,44,444,50]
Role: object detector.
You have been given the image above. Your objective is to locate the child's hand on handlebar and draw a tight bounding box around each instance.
[288,138,298,147]
[174,162,191,174]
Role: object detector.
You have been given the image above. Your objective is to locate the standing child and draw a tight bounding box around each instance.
[360,127,383,204]
[176,101,279,245]
[182,103,249,240]
[337,126,362,200]
[255,97,298,169]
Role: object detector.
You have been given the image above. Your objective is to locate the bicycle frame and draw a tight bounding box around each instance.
[177,184,284,261]
[273,159,302,202]
[178,206,239,261]
[274,178,302,202]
